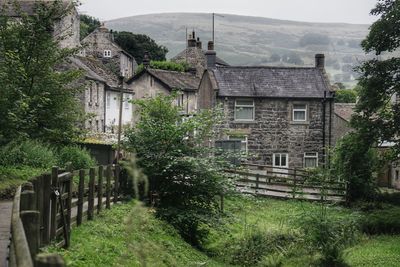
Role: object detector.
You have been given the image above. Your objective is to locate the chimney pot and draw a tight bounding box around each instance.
[143,51,150,68]
[205,41,216,69]
[208,41,214,51]
[315,54,325,70]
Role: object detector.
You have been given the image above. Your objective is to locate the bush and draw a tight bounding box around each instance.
[57,145,96,170]
[230,230,298,267]
[0,140,56,169]
[360,207,400,235]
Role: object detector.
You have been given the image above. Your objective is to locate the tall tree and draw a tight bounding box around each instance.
[0,1,85,145]
[353,0,400,150]
[114,31,168,64]
[80,14,101,40]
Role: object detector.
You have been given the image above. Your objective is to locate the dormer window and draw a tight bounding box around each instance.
[103,50,112,58]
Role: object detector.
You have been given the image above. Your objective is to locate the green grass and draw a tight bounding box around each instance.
[45,195,400,267]
[46,201,228,267]
[0,166,46,199]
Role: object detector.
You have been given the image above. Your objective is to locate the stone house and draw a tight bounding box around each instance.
[82,25,138,78]
[127,68,200,122]
[171,31,229,77]
[198,50,335,170]
[332,103,356,145]
[2,0,80,49]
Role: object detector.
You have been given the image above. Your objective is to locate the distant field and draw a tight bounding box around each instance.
[107,12,371,87]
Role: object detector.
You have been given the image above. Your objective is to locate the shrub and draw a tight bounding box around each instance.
[230,230,298,267]
[57,145,96,170]
[360,207,400,235]
[0,140,56,169]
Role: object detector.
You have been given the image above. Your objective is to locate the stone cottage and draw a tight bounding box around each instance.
[332,103,356,145]
[198,47,335,170]
[82,25,138,78]
[127,66,200,122]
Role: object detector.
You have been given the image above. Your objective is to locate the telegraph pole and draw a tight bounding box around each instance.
[116,72,125,164]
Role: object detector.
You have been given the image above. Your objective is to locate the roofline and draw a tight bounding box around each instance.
[215,65,319,70]
[217,94,335,100]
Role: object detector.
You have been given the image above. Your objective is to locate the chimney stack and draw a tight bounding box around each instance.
[188,31,197,47]
[205,41,216,69]
[143,51,150,68]
[196,37,202,49]
[315,54,325,70]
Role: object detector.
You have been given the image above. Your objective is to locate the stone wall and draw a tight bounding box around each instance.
[83,80,106,132]
[216,97,334,169]
[53,7,80,49]
[332,114,353,145]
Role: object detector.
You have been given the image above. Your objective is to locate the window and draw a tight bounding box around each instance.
[124,94,130,110]
[273,153,288,168]
[106,92,111,109]
[103,50,111,58]
[96,83,100,104]
[228,135,248,154]
[235,99,254,121]
[396,170,399,180]
[89,84,93,104]
[96,120,99,132]
[293,104,307,121]
[304,152,318,168]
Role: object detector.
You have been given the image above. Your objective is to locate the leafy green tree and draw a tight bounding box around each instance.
[124,94,228,247]
[135,60,189,74]
[335,89,357,103]
[114,31,168,64]
[80,14,101,40]
[0,1,85,145]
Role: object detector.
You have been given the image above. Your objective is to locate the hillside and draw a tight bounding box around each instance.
[106,12,370,86]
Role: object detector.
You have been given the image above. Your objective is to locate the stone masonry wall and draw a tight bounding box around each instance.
[217,97,334,169]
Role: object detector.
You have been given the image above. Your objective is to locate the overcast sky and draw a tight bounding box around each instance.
[79,0,378,24]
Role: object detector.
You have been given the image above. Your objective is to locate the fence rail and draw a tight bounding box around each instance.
[226,164,347,202]
[8,164,121,267]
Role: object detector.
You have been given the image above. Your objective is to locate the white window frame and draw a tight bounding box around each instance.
[106,92,111,109]
[304,152,318,168]
[292,104,307,122]
[228,135,248,154]
[103,50,112,58]
[273,153,289,168]
[124,94,130,110]
[234,99,255,121]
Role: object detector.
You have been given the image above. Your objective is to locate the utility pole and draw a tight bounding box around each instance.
[212,13,215,44]
[116,72,125,164]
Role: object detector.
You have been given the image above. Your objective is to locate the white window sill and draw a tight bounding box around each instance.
[232,120,256,124]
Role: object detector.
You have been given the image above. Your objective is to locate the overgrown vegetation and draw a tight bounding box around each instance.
[135,60,190,74]
[79,14,101,40]
[57,145,97,170]
[124,94,229,247]
[0,0,85,145]
[335,89,358,103]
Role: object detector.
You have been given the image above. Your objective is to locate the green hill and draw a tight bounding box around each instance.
[106,12,371,87]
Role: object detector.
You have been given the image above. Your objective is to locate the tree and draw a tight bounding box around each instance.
[335,89,357,103]
[0,1,85,145]
[80,14,101,40]
[353,0,400,152]
[124,94,229,247]
[113,31,168,64]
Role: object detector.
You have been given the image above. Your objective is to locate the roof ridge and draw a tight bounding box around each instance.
[216,65,317,70]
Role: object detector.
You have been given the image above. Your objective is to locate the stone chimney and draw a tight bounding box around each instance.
[143,51,150,68]
[205,41,216,69]
[196,37,202,49]
[315,54,325,70]
[188,31,197,48]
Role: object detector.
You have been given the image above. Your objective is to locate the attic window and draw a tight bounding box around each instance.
[103,50,112,58]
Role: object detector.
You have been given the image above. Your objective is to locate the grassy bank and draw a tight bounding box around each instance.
[0,166,45,199]
[47,196,400,266]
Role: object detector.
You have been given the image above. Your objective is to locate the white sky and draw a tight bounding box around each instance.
[78,0,378,24]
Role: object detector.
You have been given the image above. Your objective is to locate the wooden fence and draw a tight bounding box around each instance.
[225,163,347,202]
[8,164,121,267]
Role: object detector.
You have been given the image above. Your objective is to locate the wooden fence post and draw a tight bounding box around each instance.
[88,168,95,220]
[50,167,59,240]
[293,169,297,199]
[35,175,44,247]
[114,165,120,203]
[20,186,40,260]
[97,166,103,214]
[42,174,52,245]
[35,253,65,267]
[66,173,73,245]
[106,165,111,209]
[77,170,85,226]
[255,174,260,190]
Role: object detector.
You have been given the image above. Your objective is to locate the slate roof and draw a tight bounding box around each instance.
[76,57,121,88]
[129,69,200,91]
[211,66,332,99]
[334,103,356,122]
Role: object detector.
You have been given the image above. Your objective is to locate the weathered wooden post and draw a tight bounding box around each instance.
[77,170,85,226]
[293,169,297,199]
[35,253,66,267]
[35,175,44,247]
[255,173,260,191]
[114,165,120,203]
[88,168,95,220]
[106,165,111,209]
[42,174,52,245]
[97,165,103,214]
[50,167,59,240]
[20,183,40,260]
